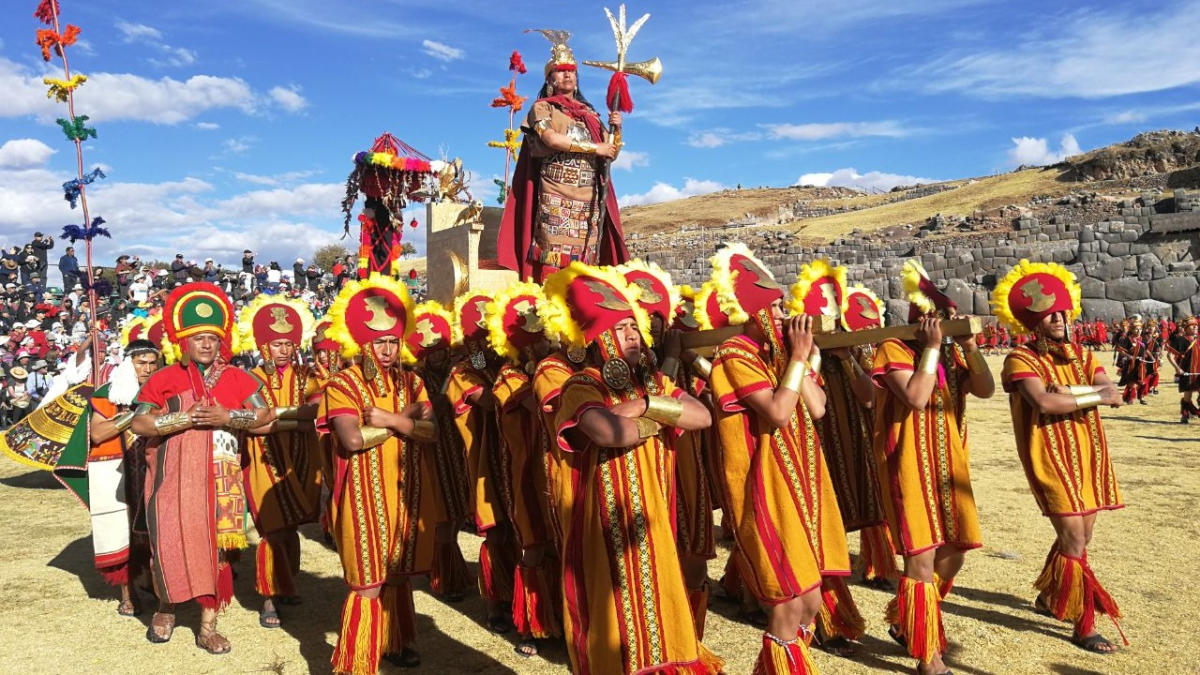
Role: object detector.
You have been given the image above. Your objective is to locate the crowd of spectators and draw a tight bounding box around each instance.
[0,230,379,427]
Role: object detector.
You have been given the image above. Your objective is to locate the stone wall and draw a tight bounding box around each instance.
[630,190,1200,324]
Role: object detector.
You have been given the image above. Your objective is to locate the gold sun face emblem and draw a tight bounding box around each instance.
[362,295,398,331]
[1019,279,1056,313]
[679,299,698,328]
[268,306,295,334]
[855,295,879,320]
[633,278,663,304]
[513,299,544,334]
[584,280,632,312]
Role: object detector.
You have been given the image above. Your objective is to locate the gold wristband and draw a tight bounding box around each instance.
[918,348,940,376]
[807,351,822,375]
[659,356,681,381]
[691,355,713,380]
[966,349,987,374]
[1074,392,1102,410]
[153,411,191,435]
[643,395,684,427]
[111,410,136,433]
[634,416,661,440]
[227,408,258,430]
[780,360,808,394]
[360,425,392,449]
[274,419,300,432]
[274,405,299,420]
[409,420,436,442]
[1066,384,1094,395]
[569,140,598,154]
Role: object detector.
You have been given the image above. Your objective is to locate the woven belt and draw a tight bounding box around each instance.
[542,159,596,187]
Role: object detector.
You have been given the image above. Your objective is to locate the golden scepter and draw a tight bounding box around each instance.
[582,4,662,148]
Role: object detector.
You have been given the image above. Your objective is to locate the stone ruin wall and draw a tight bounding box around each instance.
[628,189,1200,326]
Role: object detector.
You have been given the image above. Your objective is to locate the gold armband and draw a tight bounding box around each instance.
[634,416,661,440]
[1066,384,1094,396]
[643,395,684,427]
[1074,392,1102,410]
[966,349,987,374]
[780,360,808,394]
[360,425,392,449]
[533,117,551,134]
[111,410,136,433]
[807,351,822,375]
[691,355,713,380]
[274,405,299,420]
[659,356,681,381]
[153,411,191,435]
[227,408,258,430]
[409,420,436,442]
[569,140,598,154]
[918,348,940,376]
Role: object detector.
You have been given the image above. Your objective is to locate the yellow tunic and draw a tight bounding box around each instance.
[244,364,322,534]
[533,353,576,552]
[710,335,850,604]
[555,368,714,675]
[446,363,503,532]
[1002,344,1123,517]
[321,365,435,589]
[815,355,885,532]
[674,369,716,560]
[494,363,552,549]
[871,339,982,556]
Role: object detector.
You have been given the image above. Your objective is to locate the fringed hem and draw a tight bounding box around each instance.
[859,526,899,581]
[888,576,945,663]
[478,539,515,602]
[1035,547,1127,645]
[381,581,417,654]
[513,563,562,639]
[751,632,818,675]
[430,539,473,598]
[332,593,383,675]
[815,577,866,641]
[195,562,235,612]
[688,583,710,640]
[255,540,296,598]
[217,532,248,550]
[97,563,129,588]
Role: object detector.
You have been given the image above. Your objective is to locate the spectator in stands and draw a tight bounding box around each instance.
[30,232,54,276]
[242,249,255,274]
[59,246,80,291]
[20,254,38,286]
[203,258,219,283]
[171,253,188,283]
[27,273,46,302]
[114,255,134,298]
[293,258,306,291]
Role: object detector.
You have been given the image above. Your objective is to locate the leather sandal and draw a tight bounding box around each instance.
[196,621,231,655]
[146,611,175,644]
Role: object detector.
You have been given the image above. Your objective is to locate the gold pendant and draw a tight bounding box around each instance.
[566,345,587,365]
[601,357,632,391]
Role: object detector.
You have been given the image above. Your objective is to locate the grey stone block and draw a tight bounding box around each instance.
[943,278,974,311]
[1120,229,1140,242]
[973,290,990,315]
[1107,278,1149,302]
[1081,299,1125,321]
[1153,265,1166,280]
[1124,299,1171,318]
[1170,261,1197,272]
[1173,299,1193,318]
[1150,276,1199,303]
[885,299,910,328]
[1108,242,1130,256]
[1091,257,1125,281]
[1080,276,1105,298]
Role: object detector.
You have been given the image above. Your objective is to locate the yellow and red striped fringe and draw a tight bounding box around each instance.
[752,632,819,675]
[513,562,562,639]
[815,577,866,641]
[478,539,516,602]
[859,526,899,581]
[332,592,383,675]
[885,576,945,663]
[255,539,296,598]
[430,538,473,598]
[380,580,417,654]
[1034,547,1127,644]
[688,582,710,640]
[933,572,954,599]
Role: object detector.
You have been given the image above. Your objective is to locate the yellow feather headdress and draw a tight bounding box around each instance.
[786,258,848,319]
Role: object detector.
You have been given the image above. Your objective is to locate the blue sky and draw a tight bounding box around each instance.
[1,0,1197,269]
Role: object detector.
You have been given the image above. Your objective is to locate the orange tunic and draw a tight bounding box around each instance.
[815,354,885,531]
[243,364,322,534]
[674,368,716,560]
[533,353,576,551]
[321,365,435,589]
[446,362,503,532]
[556,369,716,675]
[494,363,553,549]
[710,335,849,604]
[871,339,982,556]
[1002,344,1123,517]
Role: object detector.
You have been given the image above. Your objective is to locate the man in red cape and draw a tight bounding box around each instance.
[497,29,628,283]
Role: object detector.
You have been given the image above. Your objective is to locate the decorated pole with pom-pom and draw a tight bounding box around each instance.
[487,51,528,204]
[35,0,105,384]
[582,4,663,149]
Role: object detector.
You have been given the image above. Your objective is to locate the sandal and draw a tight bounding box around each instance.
[196,621,232,655]
[146,611,175,644]
[259,604,282,629]
[817,635,857,657]
[116,599,140,617]
[487,613,514,634]
[1032,595,1053,617]
[888,623,908,649]
[515,639,539,658]
[383,648,421,668]
[1072,633,1118,654]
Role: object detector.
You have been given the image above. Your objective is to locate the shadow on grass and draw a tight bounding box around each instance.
[0,469,63,490]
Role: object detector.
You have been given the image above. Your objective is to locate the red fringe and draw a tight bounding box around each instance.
[97,563,128,588]
[332,592,383,675]
[430,538,473,598]
[196,562,234,611]
[859,525,899,581]
[478,538,516,602]
[888,576,945,663]
[513,563,562,639]
[751,632,818,674]
[381,580,417,654]
[816,577,866,640]
[606,72,634,113]
[1036,547,1127,645]
[688,583,710,640]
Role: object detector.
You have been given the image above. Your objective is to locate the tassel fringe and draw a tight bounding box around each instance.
[97,563,129,588]
[478,539,516,602]
[887,576,945,663]
[196,562,235,611]
[430,538,473,598]
[1034,546,1127,645]
[255,540,296,598]
[331,593,383,675]
[815,577,866,641]
[859,526,899,581]
[688,582,710,640]
[752,632,819,675]
[513,563,561,639]
[380,581,417,655]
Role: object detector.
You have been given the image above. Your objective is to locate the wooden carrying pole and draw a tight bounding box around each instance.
[679,316,984,357]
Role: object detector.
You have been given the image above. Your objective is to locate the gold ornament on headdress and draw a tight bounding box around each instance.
[526,28,576,75]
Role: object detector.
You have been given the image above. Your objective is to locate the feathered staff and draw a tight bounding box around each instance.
[35,0,105,384]
[582,4,663,148]
[487,51,528,204]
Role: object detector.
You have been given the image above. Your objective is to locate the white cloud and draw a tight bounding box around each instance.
[232,170,320,186]
[115,21,163,42]
[222,136,256,155]
[195,121,220,130]
[115,20,197,68]
[611,150,649,171]
[892,3,1200,98]
[765,121,910,141]
[687,132,728,148]
[268,85,308,112]
[796,167,938,193]
[619,178,727,207]
[422,39,464,62]
[0,139,56,169]
[1006,133,1082,167]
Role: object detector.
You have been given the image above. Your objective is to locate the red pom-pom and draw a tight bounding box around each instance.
[409,218,418,229]
[606,72,633,113]
[509,50,527,75]
[408,269,418,280]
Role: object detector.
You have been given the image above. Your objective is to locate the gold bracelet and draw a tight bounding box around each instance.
[409,420,436,442]
[110,410,135,433]
[966,349,987,374]
[274,405,299,420]
[780,360,808,394]
[360,425,392,449]
[659,356,681,381]
[643,395,684,427]
[807,351,822,375]
[1074,392,1102,410]
[569,140,598,154]
[274,419,300,432]
[1066,384,1094,395]
[634,416,661,440]
[691,355,713,379]
[918,348,940,376]
[153,411,191,435]
[227,408,258,430]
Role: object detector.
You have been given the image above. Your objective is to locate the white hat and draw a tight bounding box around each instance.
[24,319,39,328]
[157,269,168,276]
[296,258,304,264]
[205,257,214,263]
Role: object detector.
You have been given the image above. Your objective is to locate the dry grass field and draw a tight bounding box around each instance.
[0,353,1196,674]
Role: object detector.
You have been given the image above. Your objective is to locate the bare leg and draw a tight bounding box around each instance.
[902,550,950,674]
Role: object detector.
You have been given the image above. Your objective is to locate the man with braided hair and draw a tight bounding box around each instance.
[993,260,1126,655]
